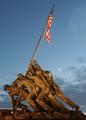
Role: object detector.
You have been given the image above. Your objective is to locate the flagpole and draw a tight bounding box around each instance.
[31,26,45,61]
[31,5,55,62]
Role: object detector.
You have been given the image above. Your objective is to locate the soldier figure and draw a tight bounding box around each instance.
[26,60,66,112]
[41,69,79,111]
[4,84,29,111]
[27,59,79,111]
[13,73,43,112]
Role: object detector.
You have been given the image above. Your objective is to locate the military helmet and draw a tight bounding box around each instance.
[44,70,52,77]
[17,73,23,78]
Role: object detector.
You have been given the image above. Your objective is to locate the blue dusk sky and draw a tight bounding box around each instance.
[0,0,86,112]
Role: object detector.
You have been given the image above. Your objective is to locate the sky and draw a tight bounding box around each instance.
[0,0,86,112]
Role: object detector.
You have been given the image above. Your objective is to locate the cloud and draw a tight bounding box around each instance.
[0,96,4,102]
[0,90,8,96]
[57,67,63,73]
[75,67,86,83]
[65,66,77,73]
[55,64,86,112]
[55,77,67,89]
[0,94,12,108]
[64,65,86,84]
[63,84,86,112]
[77,57,86,64]
[68,66,86,84]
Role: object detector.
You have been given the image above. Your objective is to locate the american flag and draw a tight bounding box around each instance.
[45,14,53,44]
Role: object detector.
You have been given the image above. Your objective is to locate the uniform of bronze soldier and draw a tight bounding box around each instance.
[13,73,43,112]
[4,84,29,111]
[4,73,52,113]
[18,73,53,112]
[4,74,42,112]
[43,70,79,111]
[25,60,66,112]
[27,59,79,111]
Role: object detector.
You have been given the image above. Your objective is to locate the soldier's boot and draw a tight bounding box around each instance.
[69,102,79,111]
[75,105,80,111]
[18,102,30,113]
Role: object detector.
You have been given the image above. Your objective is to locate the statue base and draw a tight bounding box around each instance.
[0,109,86,120]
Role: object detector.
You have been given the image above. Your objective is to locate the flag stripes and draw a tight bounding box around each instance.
[45,14,53,44]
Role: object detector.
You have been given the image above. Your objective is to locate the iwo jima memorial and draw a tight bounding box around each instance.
[0,5,86,120]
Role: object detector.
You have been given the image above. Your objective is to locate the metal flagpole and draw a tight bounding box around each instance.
[31,27,45,61]
[31,5,55,62]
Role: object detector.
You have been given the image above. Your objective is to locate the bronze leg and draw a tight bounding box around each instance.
[48,92,65,111]
[26,92,41,111]
[36,91,50,112]
[57,90,79,110]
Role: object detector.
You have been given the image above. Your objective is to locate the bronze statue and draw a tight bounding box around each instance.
[4,59,80,115]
